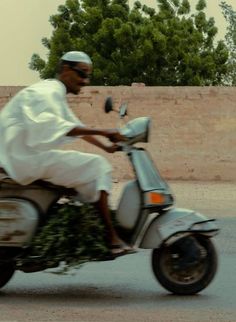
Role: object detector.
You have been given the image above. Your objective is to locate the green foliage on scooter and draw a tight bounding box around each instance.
[28,202,113,270]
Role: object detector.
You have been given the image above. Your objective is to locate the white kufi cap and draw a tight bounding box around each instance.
[61,51,92,64]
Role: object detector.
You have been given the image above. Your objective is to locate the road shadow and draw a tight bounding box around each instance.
[0,281,215,309]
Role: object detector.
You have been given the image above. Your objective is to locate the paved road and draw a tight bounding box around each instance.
[0,181,235,322]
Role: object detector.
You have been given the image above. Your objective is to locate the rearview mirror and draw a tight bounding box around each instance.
[104,96,113,113]
[104,96,128,118]
[119,103,128,118]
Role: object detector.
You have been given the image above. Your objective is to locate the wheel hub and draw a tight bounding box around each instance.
[162,251,207,285]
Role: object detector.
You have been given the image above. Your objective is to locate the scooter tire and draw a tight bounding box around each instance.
[151,236,218,295]
[0,261,15,289]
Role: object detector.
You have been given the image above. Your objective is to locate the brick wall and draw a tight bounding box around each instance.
[0,85,235,182]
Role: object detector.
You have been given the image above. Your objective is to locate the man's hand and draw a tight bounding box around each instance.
[104,144,121,153]
[82,136,122,153]
[105,129,126,143]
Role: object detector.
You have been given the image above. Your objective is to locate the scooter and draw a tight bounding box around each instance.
[0,98,219,295]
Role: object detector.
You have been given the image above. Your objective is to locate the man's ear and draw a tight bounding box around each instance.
[59,64,72,78]
[62,64,71,72]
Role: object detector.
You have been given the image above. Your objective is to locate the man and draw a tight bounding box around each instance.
[0,51,133,257]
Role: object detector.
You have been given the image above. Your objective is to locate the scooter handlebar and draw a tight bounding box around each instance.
[115,145,124,152]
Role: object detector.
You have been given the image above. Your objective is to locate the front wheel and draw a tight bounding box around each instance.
[152,236,218,295]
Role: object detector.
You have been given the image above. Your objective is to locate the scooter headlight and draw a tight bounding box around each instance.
[120,117,151,144]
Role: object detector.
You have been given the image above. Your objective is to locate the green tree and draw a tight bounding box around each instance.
[220,1,236,85]
[30,0,229,85]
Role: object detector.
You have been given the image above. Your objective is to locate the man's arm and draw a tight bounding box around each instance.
[66,126,125,144]
[81,135,118,153]
[67,126,106,137]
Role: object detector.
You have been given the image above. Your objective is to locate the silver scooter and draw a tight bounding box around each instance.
[0,99,219,294]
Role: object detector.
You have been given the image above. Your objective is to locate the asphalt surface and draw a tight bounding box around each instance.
[0,181,235,322]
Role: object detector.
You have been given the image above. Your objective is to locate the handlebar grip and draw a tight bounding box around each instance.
[116,145,123,152]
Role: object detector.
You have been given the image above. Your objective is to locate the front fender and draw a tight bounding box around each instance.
[139,207,219,249]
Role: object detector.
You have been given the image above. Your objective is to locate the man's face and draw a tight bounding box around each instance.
[61,62,92,95]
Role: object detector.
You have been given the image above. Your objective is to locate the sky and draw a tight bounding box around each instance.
[0,0,235,86]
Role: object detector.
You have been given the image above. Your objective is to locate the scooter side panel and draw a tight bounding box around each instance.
[116,180,141,229]
[0,198,39,247]
[139,207,218,249]
[0,187,60,214]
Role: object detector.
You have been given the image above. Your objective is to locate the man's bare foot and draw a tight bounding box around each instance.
[109,243,137,257]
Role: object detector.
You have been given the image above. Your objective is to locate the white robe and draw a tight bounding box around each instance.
[0,79,112,202]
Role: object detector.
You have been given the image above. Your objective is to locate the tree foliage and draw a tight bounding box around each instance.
[220,1,236,85]
[30,0,229,85]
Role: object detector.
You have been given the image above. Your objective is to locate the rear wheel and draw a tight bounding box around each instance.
[0,261,15,288]
[152,236,218,295]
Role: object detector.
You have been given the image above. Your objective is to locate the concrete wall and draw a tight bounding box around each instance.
[0,85,235,182]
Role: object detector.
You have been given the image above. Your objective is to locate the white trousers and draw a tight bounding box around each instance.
[41,150,113,203]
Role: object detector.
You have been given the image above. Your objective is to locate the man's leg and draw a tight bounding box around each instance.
[42,150,134,255]
[94,190,132,254]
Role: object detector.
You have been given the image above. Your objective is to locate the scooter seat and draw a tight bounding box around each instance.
[0,168,76,195]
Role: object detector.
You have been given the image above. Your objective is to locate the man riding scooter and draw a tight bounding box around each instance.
[0,51,134,258]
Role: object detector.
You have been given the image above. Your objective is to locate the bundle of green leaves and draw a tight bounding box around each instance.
[28,202,112,269]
